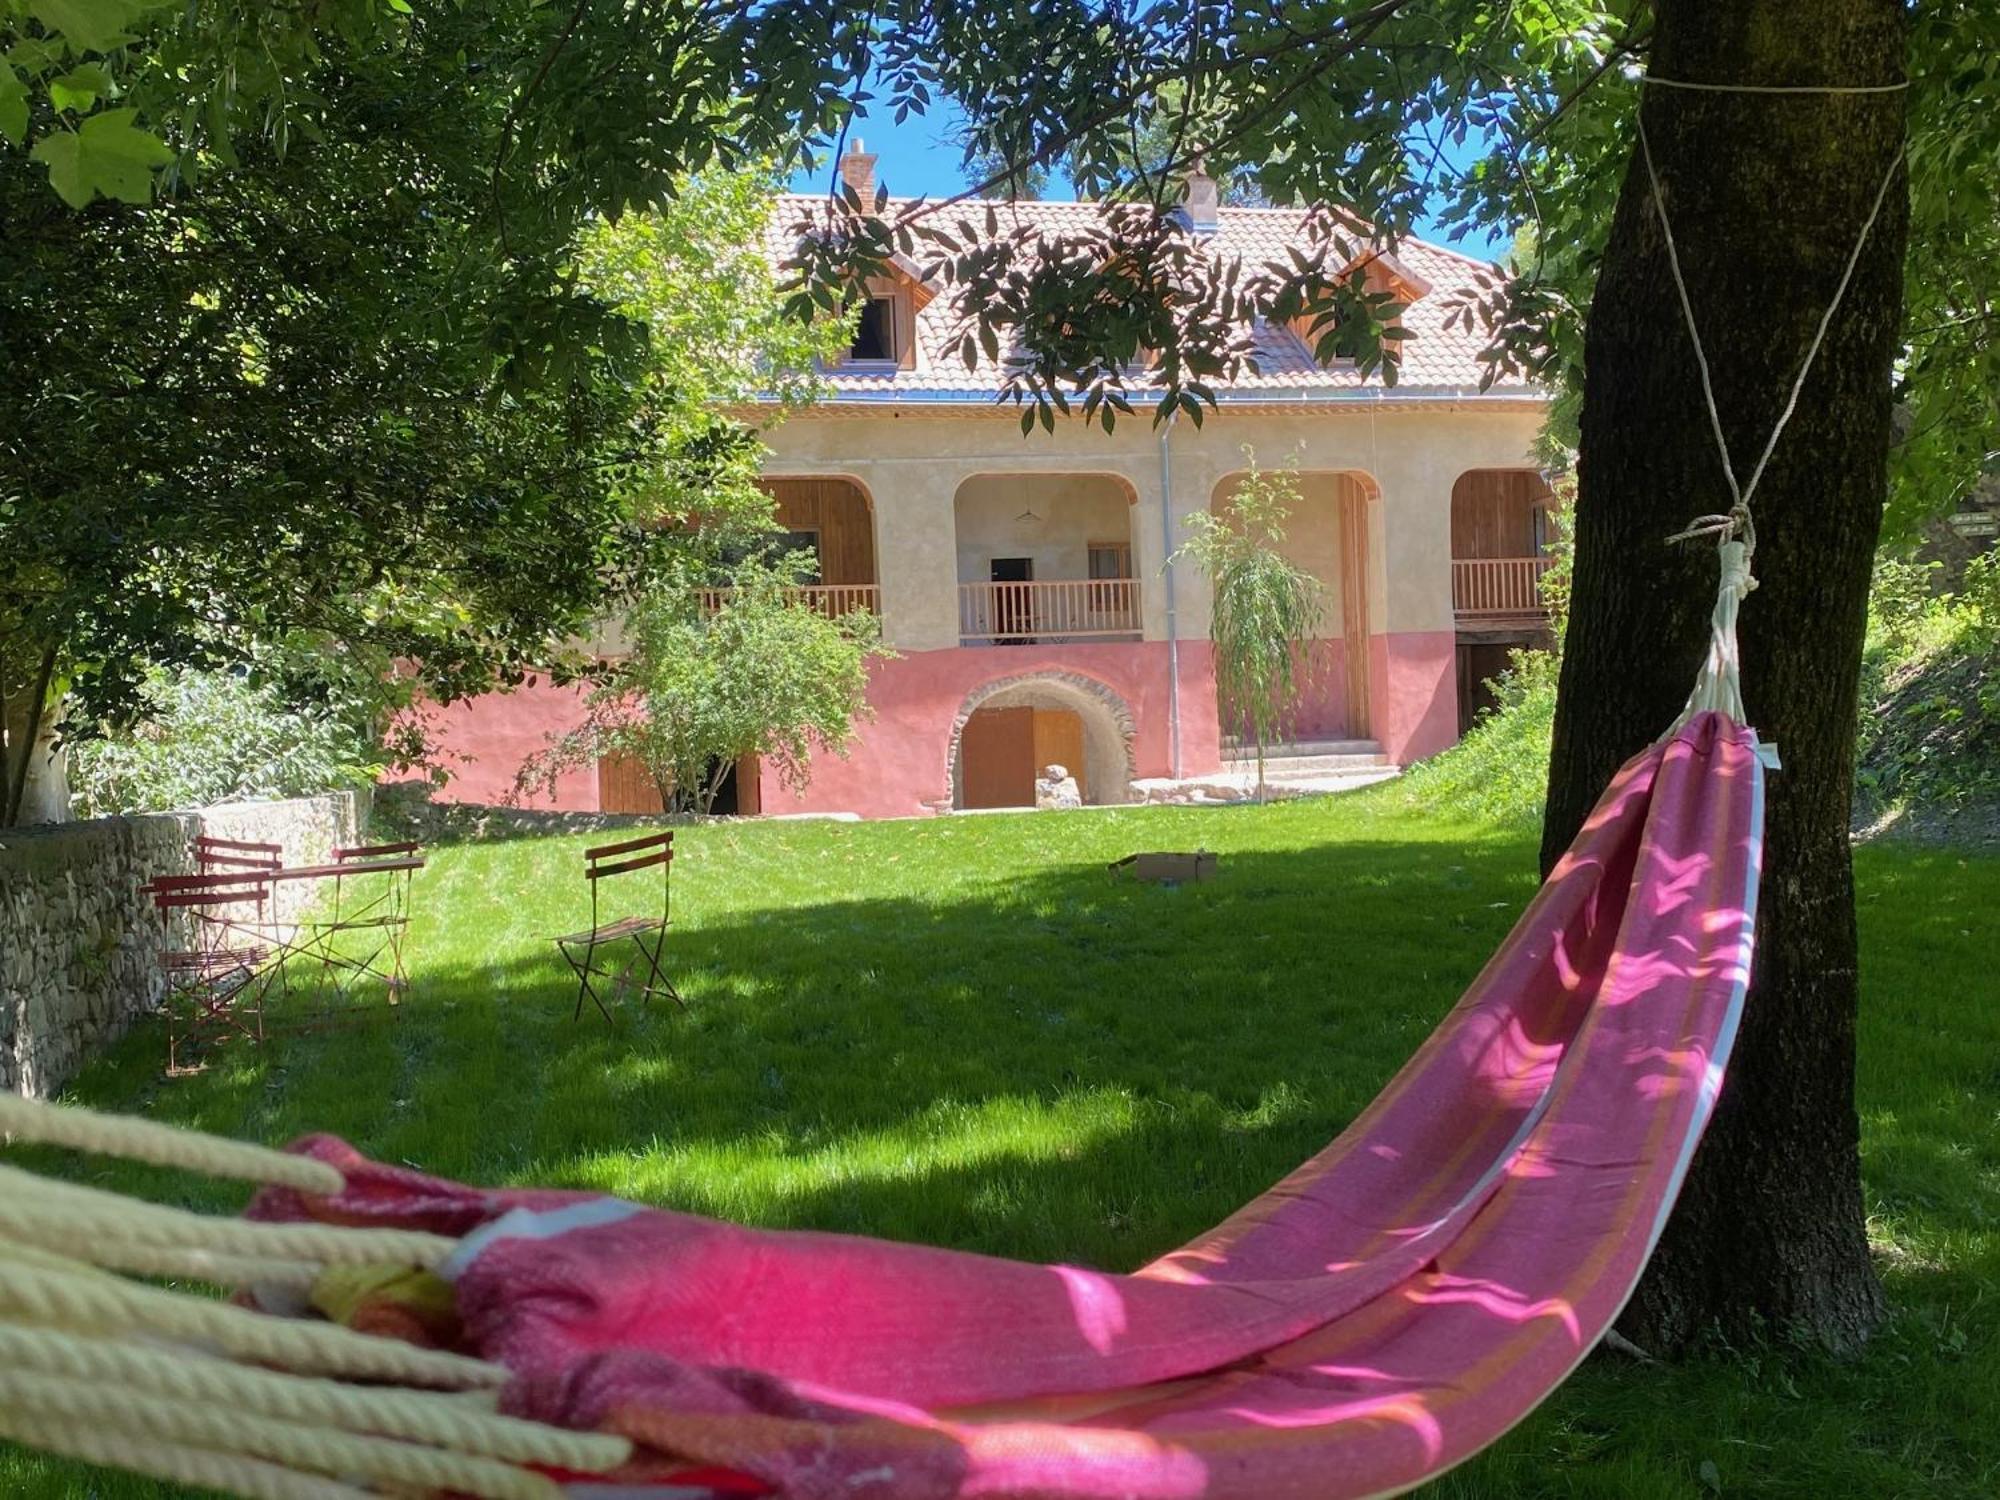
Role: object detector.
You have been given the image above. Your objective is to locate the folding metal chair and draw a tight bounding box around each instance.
[195,836,282,877]
[144,871,278,1073]
[552,832,682,1025]
[301,841,422,1001]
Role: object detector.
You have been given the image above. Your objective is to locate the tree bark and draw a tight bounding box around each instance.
[2,645,63,828]
[1545,0,1907,1354]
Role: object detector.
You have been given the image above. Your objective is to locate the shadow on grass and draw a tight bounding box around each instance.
[57,837,1534,1259]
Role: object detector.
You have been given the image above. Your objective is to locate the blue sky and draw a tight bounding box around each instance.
[786,102,1509,261]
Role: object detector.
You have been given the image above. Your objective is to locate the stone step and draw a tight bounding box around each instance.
[1223,752,1389,777]
[1222,738,1385,763]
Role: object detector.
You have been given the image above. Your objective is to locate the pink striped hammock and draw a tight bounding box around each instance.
[242,706,1764,1500]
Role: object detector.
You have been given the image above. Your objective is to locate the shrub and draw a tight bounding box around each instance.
[70,667,384,817]
[1855,552,1999,815]
[1399,646,1560,827]
[519,558,890,815]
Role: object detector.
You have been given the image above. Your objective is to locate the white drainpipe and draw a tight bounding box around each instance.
[1158,411,1182,780]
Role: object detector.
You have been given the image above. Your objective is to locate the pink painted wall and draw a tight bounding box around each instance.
[1368,631,1458,766]
[421,675,599,811]
[759,641,1223,820]
[1277,640,1352,741]
[417,630,1454,819]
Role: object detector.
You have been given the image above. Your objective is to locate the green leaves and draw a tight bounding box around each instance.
[0,65,25,145]
[28,0,153,54]
[30,107,174,206]
[47,63,111,113]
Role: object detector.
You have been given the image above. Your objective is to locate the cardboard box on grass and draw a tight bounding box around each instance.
[1108,851,1218,885]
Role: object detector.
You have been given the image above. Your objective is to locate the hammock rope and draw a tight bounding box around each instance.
[0,1087,345,1194]
[1636,73,1905,529]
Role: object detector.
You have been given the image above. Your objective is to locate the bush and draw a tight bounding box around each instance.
[69,668,384,817]
[1398,646,1560,827]
[1855,552,1999,815]
[518,558,890,815]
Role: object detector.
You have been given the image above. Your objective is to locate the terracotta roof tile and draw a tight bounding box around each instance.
[765,196,1536,403]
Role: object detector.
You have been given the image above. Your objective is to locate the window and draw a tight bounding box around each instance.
[1087,542,1131,580]
[850,297,896,362]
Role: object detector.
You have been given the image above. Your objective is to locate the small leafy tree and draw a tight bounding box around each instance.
[521,559,889,815]
[1175,456,1325,798]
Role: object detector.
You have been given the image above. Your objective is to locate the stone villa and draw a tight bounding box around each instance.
[432,146,1554,817]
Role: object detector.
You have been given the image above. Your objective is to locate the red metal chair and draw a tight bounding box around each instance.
[552,832,682,1025]
[303,840,422,1000]
[194,835,282,876]
[144,871,278,1073]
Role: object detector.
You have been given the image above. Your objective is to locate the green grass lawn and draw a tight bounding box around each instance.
[5,790,1996,1497]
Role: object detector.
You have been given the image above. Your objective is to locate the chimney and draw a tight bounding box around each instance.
[839,138,879,204]
[1180,156,1220,234]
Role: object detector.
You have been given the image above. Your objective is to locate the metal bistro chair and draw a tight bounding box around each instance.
[552,831,683,1025]
[144,870,278,1073]
[193,836,284,945]
[306,840,423,1002]
[195,835,283,877]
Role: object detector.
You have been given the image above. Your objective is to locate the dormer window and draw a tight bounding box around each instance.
[1286,309,1336,361]
[851,296,898,362]
[830,270,929,372]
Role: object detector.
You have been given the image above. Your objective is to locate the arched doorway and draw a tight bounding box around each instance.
[759,476,880,614]
[947,673,1136,810]
[1449,469,1556,732]
[951,473,1141,645]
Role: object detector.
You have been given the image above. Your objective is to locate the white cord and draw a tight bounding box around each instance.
[1634,84,1904,521]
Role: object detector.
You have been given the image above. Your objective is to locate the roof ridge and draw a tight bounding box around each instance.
[772,193,1502,269]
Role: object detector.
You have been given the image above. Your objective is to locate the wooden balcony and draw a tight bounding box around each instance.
[959,579,1142,644]
[698,583,880,617]
[1451,557,1554,622]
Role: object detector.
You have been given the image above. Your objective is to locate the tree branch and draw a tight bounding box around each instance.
[491,0,593,256]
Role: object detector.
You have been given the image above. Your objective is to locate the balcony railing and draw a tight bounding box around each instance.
[698,583,880,618]
[959,579,1142,644]
[1452,557,1555,620]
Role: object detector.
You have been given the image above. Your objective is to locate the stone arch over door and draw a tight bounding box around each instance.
[945,671,1137,810]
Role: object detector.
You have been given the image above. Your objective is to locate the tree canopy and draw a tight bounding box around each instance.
[11,3,1991,524]
[1,6,863,821]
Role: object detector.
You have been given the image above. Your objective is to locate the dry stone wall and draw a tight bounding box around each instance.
[0,791,363,1097]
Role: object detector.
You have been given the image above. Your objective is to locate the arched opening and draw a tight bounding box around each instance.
[951,473,1141,644]
[947,673,1136,810]
[759,476,880,616]
[1207,469,1378,743]
[1449,469,1556,732]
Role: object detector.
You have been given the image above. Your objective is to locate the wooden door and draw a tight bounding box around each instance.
[597,752,665,814]
[1338,486,1373,738]
[1030,709,1086,799]
[1456,643,1515,734]
[960,707,1036,808]
[991,557,1034,641]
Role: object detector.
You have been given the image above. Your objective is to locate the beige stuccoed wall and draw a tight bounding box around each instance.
[758,399,1546,652]
[1209,469,1363,638]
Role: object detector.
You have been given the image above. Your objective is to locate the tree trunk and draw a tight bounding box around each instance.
[2,651,71,828]
[1545,0,1906,1355]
